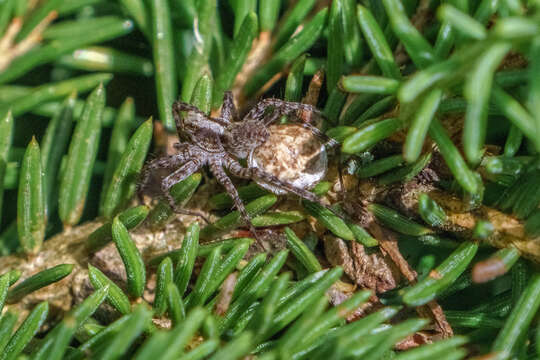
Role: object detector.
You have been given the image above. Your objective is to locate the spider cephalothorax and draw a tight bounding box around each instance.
[138,91,339,241]
[223,120,269,159]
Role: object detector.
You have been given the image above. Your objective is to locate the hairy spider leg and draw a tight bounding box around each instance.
[244,98,323,121]
[219,91,237,123]
[137,153,189,201]
[226,157,319,202]
[172,101,229,128]
[259,108,283,126]
[276,114,339,149]
[209,160,267,249]
[248,98,339,149]
[296,122,340,149]
[160,159,211,223]
[225,156,345,223]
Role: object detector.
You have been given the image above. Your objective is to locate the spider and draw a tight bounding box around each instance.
[138,91,340,242]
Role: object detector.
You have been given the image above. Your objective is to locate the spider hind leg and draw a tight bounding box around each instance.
[257,169,349,222]
[227,159,347,222]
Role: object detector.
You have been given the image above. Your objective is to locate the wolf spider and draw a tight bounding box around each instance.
[138,91,339,242]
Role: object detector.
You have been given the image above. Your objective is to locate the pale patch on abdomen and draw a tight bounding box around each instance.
[249,124,328,194]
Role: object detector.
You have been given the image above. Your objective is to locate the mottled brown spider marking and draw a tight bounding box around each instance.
[138,91,340,244]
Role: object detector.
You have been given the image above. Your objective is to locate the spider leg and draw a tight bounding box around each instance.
[227,160,320,203]
[137,153,188,200]
[173,142,184,151]
[173,101,208,118]
[172,102,183,133]
[245,98,324,123]
[282,118,340,149]
[209,160,267,249]
[226,158,347,221]
[246,98,339,149]
[219,91,237,123]
[172,101,229,128]
[161,160,210,223]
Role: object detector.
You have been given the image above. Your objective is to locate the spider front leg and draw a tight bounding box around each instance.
[172,101,229,128]
[208,160,267,249]
[219,91,237,123]
[161,160,210,223]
